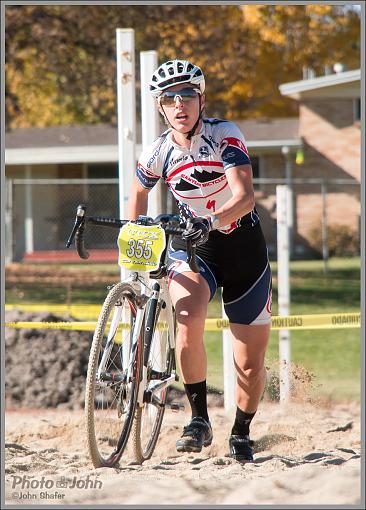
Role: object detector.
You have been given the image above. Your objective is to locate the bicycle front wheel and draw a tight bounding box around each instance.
[131,300,175,463]
[85,282,143,468]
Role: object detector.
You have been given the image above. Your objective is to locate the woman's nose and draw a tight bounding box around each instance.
[174,95,184,106]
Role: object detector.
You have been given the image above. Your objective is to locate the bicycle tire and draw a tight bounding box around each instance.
[131,299,175,463]
[85,282,143,468]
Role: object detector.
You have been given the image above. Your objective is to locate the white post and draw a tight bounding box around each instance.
[5,178,13,263]
[321,181,329,273]
[116,28,136,222]
[276,185,291,403]
[116,28,136,285]
[140,50,161,218]
[25,165,34,254]
[282,146,293,258]
[222,296,236,411]
[116,29,136,366]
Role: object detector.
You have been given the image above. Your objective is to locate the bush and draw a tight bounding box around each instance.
[309,224,360,257]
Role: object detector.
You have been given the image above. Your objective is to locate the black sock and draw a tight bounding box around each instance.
[231,407,256,436]
[184,380,209,423]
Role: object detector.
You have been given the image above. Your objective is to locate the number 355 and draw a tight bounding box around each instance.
[126,239,153,260]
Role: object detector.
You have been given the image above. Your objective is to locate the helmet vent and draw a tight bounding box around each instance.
[187,63,194,72]
[168,67,174,75]
[177,62,184,72]
[158,69,166,78]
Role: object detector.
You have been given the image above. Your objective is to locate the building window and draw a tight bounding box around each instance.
[87,163,118,178]
[353,98,361,122]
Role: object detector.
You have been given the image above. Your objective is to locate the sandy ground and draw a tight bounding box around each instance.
[4,399,362,506]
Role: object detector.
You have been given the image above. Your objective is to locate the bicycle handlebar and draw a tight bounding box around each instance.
[66,205,201,273]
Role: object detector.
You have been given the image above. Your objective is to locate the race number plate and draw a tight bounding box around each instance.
[117,223,166,272]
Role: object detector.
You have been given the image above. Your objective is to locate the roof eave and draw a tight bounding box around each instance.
[5,139,303,165]
[279,69,361,98]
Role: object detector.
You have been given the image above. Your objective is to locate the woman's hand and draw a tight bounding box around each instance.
[182,217,211,246]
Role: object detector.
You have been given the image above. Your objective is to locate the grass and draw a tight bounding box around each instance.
[202,257,361,400]
[6,257,361,401]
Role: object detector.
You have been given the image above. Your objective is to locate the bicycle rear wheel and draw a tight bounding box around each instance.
[131,299,175,463]
[85,282,143,468]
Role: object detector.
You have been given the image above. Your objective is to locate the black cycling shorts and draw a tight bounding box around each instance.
[167,222,272,325]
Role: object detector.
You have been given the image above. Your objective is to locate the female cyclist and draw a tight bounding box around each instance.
[128,59,272,462]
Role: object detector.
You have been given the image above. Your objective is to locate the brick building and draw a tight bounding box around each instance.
[5,69,361,261]
[279,69,361,257]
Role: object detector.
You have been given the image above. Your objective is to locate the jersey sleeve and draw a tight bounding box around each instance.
[218,121,251,170]
[136,139,163,189]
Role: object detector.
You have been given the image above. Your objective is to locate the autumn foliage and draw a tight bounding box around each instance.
[5,5,360,129]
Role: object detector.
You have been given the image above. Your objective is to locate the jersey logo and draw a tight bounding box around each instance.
[175,169,224,191]
[198,146,210,158]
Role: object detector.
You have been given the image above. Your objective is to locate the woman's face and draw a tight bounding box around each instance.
[158,83,205,134]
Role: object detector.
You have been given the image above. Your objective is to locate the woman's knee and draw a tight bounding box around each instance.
[235,362,266,385]
[176,318,206,348]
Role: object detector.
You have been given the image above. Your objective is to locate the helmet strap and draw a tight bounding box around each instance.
[184,95,203,140]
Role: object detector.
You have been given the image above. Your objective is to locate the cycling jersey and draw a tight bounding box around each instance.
[136,118,260,234]
[136,117,271,325]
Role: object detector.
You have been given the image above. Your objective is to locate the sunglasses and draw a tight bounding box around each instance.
[159,87,201,107]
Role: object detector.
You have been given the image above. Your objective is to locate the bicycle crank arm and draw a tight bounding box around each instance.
[143,392,185,412]
[149,374,176,394]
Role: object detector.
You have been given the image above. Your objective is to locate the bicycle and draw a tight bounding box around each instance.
[66,204,200,468]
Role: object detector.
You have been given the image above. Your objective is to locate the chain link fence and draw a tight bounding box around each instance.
[5,178,360,263]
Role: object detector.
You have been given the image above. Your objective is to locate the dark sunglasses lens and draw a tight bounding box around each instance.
[160,88,199,105]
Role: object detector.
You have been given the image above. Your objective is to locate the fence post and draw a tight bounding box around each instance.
[24,165,34,254]
[140,50,162,218]
[5,178,13,263]
[276,185,291,403]
[116,29,136,372]
[116,28,136,224]
[282,146,293,258]
[321,180,329,273]
[222,297,236,411]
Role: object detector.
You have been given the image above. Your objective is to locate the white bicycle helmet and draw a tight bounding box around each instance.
[149,59,205,98]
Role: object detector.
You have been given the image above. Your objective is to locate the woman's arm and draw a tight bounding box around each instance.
[207,164,255,228]
[127,176,151,220]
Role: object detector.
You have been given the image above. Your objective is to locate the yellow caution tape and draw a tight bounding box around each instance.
[5,313,360,332]
[5,303,102,319]
[5,321,97,332]
[270,313,360,330]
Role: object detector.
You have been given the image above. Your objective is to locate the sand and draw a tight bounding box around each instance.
[4,400,361,506]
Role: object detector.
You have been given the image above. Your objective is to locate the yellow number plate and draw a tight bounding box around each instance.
[117,223,166,272]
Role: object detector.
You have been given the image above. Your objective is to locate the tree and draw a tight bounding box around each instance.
[5,4,360,129]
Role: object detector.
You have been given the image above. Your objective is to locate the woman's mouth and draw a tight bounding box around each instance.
[175,113,188,121]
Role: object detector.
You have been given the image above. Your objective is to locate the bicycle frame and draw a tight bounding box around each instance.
[99,270,176,408]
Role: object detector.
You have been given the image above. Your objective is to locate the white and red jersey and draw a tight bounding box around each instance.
[136,118,260,234]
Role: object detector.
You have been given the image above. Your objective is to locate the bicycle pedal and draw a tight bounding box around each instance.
[168,402,185,412]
